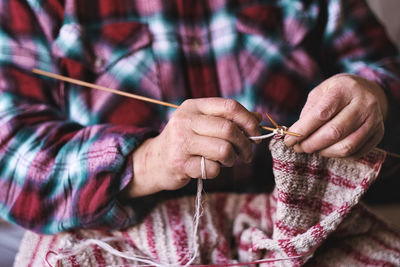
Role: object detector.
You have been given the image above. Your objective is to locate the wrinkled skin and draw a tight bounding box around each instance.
[126,74,388,198]
[285,74,387,158]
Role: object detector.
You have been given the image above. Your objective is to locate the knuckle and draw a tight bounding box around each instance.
[339,142,355,157]
[336,73,357,84]
[326,124,343,141]
[308,88,319,99]
[244,117,259,134]
[316,104,334,121]
[181,99,194,108]
[223,99,240,113]
[366,98,379,112]
[168,115,183,129]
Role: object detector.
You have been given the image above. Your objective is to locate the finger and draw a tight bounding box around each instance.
[285,86,349,147]
[348,127,384,159]
[191,114,253,163]
[318,119,383,158]
[184,156,220,179]
[297,103,367,154]
[187,134,238,167]
[185,98,261,137]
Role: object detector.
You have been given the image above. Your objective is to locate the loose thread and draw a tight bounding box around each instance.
[46,129,310,267]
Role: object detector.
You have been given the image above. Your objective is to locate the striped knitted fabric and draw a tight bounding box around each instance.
[14,138,400,266]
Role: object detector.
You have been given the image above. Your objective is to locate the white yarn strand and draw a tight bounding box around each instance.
[47,128,291,267]
[50,238,164,267]
[249,126,287,141]
[183,157,206,266]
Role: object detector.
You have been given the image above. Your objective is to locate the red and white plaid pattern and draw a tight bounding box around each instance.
[14,138,400,266]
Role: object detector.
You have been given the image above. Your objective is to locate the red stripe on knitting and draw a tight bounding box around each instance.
[342,243,395,266]
[272,159,357,189]
[28,235,43,267]
[113,242,129,266]
[360,177,370,191]
[271,192,278,203]
[277,189,336,216]
[92,244,107,266]
[337,204,351,217]
[265,196,272,229]
[265,195,274,234]
[144,214,159,260]
[310,223,326,244]
[44,235,59,266]
[199,203,211,261]
[69,255,81,267]
[241,194,262,220]
[165,199,189,264]
[238,240,252,252]
[275,220,306,236]
[278,239,303,266]
[278,239,297,256]
[214,194,231,264]
[48,235,58,251]
[65,233,82,267]
[357,152,381,167]
[122,231,138,249]
[64,232,82,267]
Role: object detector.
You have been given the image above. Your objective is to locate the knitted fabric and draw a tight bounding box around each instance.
[14,138,400,266]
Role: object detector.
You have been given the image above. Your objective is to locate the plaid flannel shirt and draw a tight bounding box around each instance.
[0,0,399,234]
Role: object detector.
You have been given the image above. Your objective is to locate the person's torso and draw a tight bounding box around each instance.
[51,0,328,192]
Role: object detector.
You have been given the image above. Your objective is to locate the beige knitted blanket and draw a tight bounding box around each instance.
[14,138,400,266]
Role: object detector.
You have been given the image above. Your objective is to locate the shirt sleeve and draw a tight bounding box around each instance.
[321,0,400,154]
[0,0,157,234]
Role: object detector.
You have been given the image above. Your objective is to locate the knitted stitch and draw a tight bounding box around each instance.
[14,138,400,266]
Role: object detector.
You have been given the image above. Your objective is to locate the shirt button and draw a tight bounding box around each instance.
[94,57,106,69]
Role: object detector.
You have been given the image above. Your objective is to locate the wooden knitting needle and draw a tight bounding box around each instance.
[376,148,400,159]
[265,113,279,129]
[32,68,179,109]
[32,68,302,137]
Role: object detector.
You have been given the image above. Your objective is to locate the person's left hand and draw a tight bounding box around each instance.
[284,74,388,158]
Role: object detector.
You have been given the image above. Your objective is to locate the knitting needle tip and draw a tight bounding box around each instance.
[261,126,302,137]
[265,113,279,128]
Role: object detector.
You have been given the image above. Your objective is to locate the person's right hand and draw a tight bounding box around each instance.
[125,98,261,198]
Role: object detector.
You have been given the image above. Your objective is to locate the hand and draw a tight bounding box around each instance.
[285,74,388,158]
[126,98,261,198]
